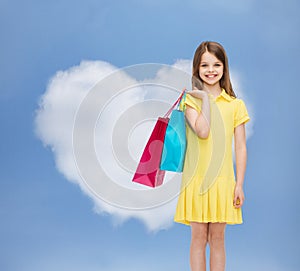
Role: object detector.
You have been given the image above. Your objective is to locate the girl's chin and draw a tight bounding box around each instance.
[202,81,220,87]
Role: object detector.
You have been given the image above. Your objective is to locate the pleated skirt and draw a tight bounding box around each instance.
[174,176,243,225]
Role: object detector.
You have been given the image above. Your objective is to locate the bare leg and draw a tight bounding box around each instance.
[208,223,226,271]
[190,222,209,271]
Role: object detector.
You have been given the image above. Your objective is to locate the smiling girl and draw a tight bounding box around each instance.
[174,41,250,271]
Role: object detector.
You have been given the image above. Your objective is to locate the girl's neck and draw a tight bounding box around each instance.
[203,83,222,98]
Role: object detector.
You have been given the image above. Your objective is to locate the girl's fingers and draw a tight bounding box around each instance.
[186,90,208,99]
[233,186,245,208]
[233,196,238,207]
[234,196,244,208]
[233,192,243,208]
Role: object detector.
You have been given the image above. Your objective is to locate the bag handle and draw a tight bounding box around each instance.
[163,88,187,118]
[177,91,186,111]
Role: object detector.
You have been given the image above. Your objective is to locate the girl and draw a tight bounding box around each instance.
[174,41,250,271]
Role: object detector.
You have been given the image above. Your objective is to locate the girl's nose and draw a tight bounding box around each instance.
[208,65,214,72]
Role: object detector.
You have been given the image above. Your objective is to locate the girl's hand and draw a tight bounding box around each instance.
[185,89,209,100]
[233,185,245,208]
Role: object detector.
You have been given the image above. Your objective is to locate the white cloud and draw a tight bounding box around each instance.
[35,59,254,232]
[35,60,118,183]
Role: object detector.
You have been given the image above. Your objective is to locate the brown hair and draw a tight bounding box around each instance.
[192,41,236,98]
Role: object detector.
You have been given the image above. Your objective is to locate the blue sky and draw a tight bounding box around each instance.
[1,0,299,270]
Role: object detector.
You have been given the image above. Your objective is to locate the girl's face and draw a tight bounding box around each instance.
[198,51,224,87]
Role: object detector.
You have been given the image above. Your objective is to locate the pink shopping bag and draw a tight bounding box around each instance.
[132,89,186,187]
[132,117,169,187]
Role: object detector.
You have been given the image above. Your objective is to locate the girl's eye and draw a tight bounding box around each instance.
[200,64,222,67]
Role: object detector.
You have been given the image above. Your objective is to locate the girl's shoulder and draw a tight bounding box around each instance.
[180,93,202,112]
[231,97,250,126]
[231,97,248,107]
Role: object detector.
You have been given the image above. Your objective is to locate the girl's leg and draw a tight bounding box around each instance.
[208,222,226,271]
[190,222,208,271]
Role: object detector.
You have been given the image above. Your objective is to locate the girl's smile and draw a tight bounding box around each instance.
[205,74,218,78]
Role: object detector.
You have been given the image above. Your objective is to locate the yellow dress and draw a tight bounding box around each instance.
[174,88,250,225]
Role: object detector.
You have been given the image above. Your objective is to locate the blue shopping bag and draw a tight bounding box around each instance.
[160,91,187,172]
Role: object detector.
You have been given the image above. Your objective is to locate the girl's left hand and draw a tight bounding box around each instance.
[185,89,209,100]
[233,185,245,208]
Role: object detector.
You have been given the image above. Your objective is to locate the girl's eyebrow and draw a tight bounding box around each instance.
[200,61,222,64]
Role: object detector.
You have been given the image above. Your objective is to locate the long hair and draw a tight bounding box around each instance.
[192,41,236,98]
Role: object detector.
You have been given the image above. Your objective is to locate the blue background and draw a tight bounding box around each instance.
[1,0,299,270]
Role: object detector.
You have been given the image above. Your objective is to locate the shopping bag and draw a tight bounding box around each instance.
[132,89,186,187]
[160,92,187,172]
[132,117,169,187]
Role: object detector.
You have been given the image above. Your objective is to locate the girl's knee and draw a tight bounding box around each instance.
[208,233,225,246]
[190,222,208,247]
[191,232,208,246]
[208,223,226,246]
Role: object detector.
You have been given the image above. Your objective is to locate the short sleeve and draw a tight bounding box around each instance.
[234,99,250,128]
[179,94,201,113]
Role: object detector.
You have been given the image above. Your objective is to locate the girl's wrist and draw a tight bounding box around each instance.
[235,182,243,188]
[201,92,209,101]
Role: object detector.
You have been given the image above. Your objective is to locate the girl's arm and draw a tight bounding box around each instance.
[233,123,247,208]
[185,90,210,139]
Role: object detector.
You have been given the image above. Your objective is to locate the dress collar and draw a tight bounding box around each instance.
[219,88,234,101]
[208,88,234,102]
